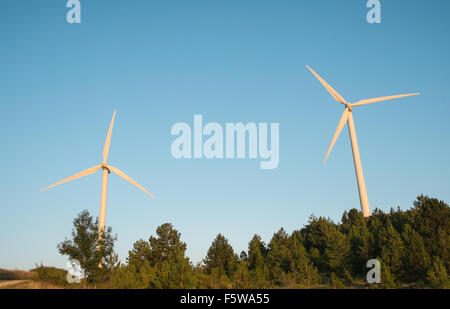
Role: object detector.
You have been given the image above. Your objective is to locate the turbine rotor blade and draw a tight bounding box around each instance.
[103,110,116,162]
[351,93,420,107]
[106,164,154,198]
[324,108,349,164]
[41,165,102,191]
[306,66,347,104]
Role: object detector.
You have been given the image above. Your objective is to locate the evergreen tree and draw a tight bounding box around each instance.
[341,209,370,277]
[302,216,337,272]
[308,247,321,267]
[366,210,386,258]
[127,239,151,268]
[150,223,195,288]
[401,224,430,281]
[126,223,195,288]
[380,260,397,289]
[233,261,251,288]
[148,223,187,265]
[436,227,450,273]
[204,234,238,277]
[380,221,405,277]
[348,224,370,276]
[325,230,350,277]
[248,234,267,271]
[302,216,336,253]
[109,194,450,289]
[289,232,320,287]
[389,206,410,232]
[330,272,344,289]
[427,257,449,289]
[111,262,156,289]
[266,228,293,285]
[341,208,365,232]
[411,195,450,271]
[247,234,269,288]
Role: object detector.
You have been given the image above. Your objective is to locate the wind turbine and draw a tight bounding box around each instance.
[306,66,419,217]
[41,110,154,237]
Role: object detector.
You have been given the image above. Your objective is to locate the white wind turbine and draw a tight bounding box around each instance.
[307,66,419,217]
[41,110,154,237]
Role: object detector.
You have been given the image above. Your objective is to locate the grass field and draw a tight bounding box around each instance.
[0,279,63,289]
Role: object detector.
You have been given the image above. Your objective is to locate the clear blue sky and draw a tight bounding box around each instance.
[1,0,449,270]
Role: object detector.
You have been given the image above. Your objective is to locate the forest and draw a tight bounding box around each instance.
[33,195,449,289]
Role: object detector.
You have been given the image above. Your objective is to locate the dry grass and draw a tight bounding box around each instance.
[30,281,64,289]
[0,280,66,289]
[0,280,32,289]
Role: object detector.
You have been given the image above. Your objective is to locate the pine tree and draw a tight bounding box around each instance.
[411,195,450,268]
[348,224,370,276]
[289,230,321,287]
[204,234,238,278]
[127,223,195,288]
[342,209,370,277]
[325,230,350,277]
[401,224,430,281]
[367,211,386,258]
[113,194,450,289]
[427,257,449,289]
[302,216,336,254]
[330,272,344,289]
[127,239,151,268]
[233,261,251,288]
[266,228,292,285]
[380,221,405,277]
[380,260,397,289]
[150,223,194,288]
[308,247,321,267]
[112,261,156,289]
[248,234,267,271]
[148,223,187,265]
[436,227,450,273]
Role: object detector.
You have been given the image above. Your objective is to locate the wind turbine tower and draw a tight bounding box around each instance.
[307,66,419,217]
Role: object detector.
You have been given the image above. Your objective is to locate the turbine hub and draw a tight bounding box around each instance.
[101,163,111,173]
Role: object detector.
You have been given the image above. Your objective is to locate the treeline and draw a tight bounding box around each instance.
[50,195,449,289]
[0,269,34,281]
